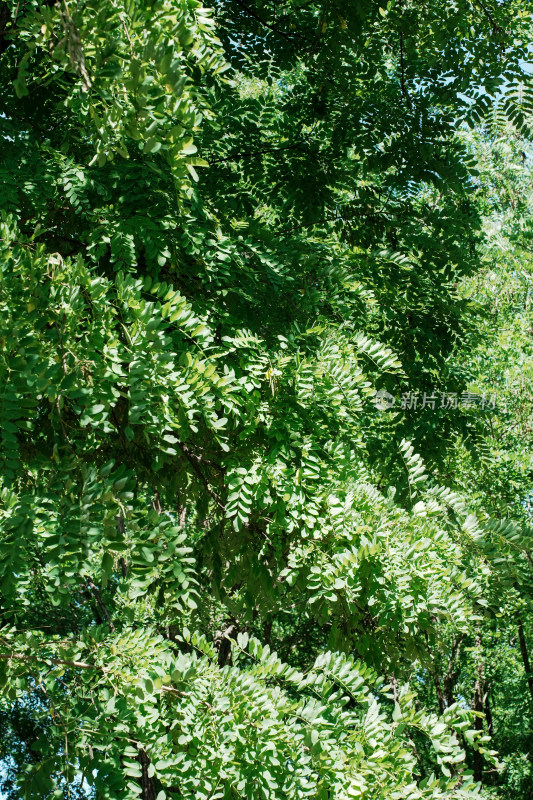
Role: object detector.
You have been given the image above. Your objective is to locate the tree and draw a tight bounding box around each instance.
[0,0,532,797]
[419,125,533,799]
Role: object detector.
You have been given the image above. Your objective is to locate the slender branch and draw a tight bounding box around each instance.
[472,633,485,783]
[231,0,312,43]
[178,442,225,511]
[119,15,134,57]
[0,2,12,56]
[209,128,316,166]
[55,395,76,455]
[472,0,504,38]
[116,513,128,578]
[399,30,412,108]
[54,319,69,375]
[119,14,138,122]
[41,232,87,250]
[0,652,95,669]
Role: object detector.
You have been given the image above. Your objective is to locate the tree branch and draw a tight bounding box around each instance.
[0,652,95,669]
[472,0,505,38]
[399,31,412,108]
[231,0,312,43]
[178,442,225,511]
[0,2,12,56]
[209,128,316,166]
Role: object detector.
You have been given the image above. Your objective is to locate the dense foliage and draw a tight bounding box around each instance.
[0,0,532,798]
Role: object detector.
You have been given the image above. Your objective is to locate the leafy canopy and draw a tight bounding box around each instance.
[0,0,532,798]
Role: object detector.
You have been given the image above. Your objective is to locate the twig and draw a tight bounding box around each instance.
[209,127,316,165]
[54,318,69,375]
[232,0,312,43]
[119,15,133,57]
[178,442,226,511]
[472,0,504,38]
[116,513,128,578]
[119,15,138,121]
[399,30,412,107]
[55,396,75,454]
[0,652,95,669]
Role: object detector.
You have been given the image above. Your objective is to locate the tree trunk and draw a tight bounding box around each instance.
[216,622,237,667]
[263,619,272,646]
[432,670,446,715]
[443,633,464,707]
[425,632,446,714]
[473,634,484,783]
[484,688,494,737]
[137,747,157,800]
[517,616,533,708]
